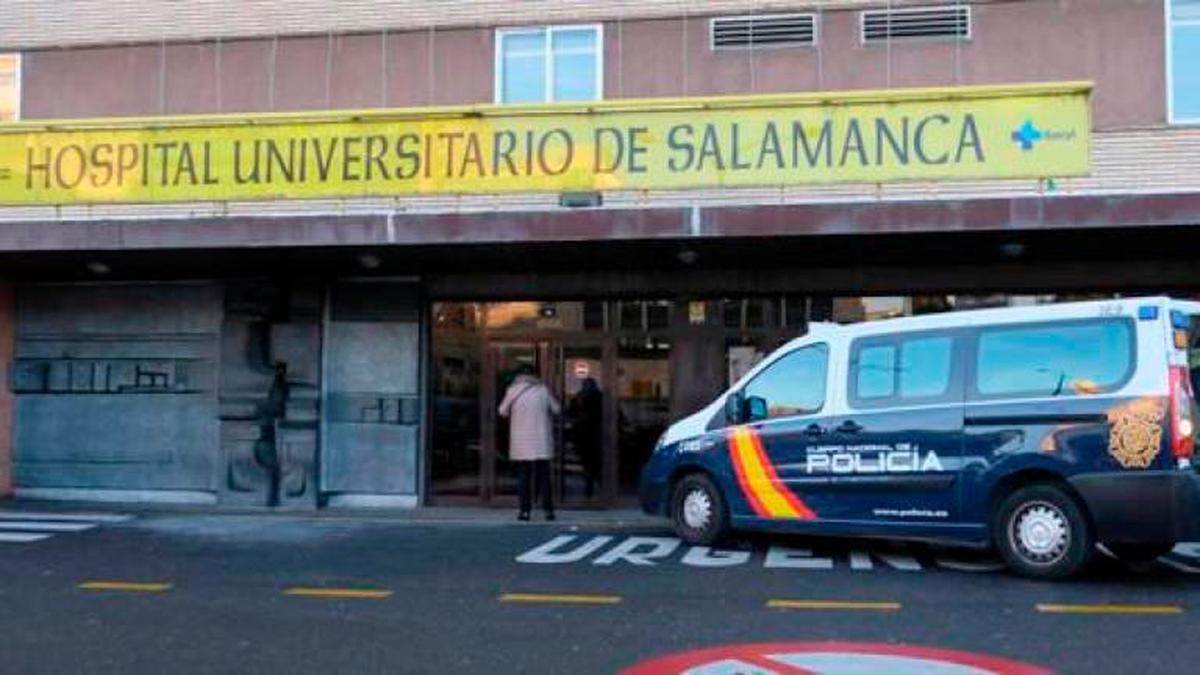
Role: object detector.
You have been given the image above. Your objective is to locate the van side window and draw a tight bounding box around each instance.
[857,344,897,399]
[743,344,828,419]
[975,319,1134,398]
[851,334,955,406]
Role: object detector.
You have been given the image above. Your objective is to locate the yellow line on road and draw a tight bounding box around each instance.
[284,587,393,599]
[767,599,902,612]
[79,581,172,593]
[499,593,622,605]
[1036,603,1184,615]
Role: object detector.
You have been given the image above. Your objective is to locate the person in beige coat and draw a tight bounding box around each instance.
[498,364,562,521]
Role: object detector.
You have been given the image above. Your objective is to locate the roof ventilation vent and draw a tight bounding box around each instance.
[861,5,971,43]
[710,14,818,50]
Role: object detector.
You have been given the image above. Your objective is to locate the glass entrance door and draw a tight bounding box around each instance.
[481,339,612,507]
[557,342,611,506]
[484,341,543,502]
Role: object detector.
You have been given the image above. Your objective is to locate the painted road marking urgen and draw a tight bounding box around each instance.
[516,534,1200,574]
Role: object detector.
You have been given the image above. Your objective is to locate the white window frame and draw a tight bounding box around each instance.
[494,24,604,104]
[1,53,19,121]
[1167,0,1200,124]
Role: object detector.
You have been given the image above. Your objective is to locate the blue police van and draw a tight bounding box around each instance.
[639,297,1200,579]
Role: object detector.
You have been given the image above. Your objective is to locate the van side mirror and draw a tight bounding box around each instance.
[745,396,769,423]
[725,391,744,425]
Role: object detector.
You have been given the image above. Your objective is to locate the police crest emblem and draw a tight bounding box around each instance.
[1107,398,1165,469]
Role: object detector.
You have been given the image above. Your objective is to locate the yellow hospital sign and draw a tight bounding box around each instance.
[0,82,1090,205]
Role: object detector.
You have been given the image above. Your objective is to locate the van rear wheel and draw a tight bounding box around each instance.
[994,484,1094,580]
[671,473,729,546]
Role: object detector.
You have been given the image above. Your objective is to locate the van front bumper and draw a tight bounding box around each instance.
[1070,469,1200,544]
[637,451,675,517]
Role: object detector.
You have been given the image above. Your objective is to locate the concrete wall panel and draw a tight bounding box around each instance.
[165,42,221,115]
[273,36,331,112]
[386,29,434,107]
[21,45,163,119]
[430,28,492,106]
[13,283,222,493]
[960,1,1165,130]
[331,33,386,110]
[217,40,273,114]
[322,282,422,497]
[218,282,322,507]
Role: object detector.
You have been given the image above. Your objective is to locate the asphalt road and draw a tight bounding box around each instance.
[1,508,1198,674]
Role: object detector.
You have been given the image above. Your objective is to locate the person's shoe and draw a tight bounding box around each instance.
[545,512,556,522]
[518,512,530,522]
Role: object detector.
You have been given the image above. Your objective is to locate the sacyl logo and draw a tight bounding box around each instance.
[1011,120,1044,151]
[1011,118,1076,152]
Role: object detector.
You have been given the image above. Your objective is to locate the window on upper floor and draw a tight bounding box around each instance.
[0,54,18,122]
[495,25,602,104]
[1170,0,1200,123]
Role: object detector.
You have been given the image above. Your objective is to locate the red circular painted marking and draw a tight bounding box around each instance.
[622,641,1051,675]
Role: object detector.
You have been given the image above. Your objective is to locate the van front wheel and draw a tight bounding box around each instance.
[994,484,1094,580]
[671,473,729,546]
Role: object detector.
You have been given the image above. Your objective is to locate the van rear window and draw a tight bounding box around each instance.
[975,319,1133,398]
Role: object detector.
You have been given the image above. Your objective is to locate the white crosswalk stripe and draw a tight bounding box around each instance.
[0,511,132,523]
[0,510,133,545]
[0,521,96,532]
[0,532,53,543]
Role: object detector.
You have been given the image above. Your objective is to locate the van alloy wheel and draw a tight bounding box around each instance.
[994,484,1093,580]
[671,474,729,546]
[1010,501,1070,565]
[682,489,713,530]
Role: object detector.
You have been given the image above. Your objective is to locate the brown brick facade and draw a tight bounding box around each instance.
[18,0,1168,130]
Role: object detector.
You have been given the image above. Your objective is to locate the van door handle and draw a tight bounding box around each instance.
[835,420,863,434]
[804,424,825,437]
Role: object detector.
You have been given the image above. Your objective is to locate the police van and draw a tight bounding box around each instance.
[638,297,1200,579]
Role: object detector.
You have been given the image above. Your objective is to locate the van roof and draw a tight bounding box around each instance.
[791,296,1200,347]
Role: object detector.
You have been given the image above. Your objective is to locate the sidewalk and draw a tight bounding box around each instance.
[0,498,664,529]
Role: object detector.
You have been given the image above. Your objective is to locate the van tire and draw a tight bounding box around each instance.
[671,473,729,546]
[1107,542,1175,564]
[994,484,1094,580]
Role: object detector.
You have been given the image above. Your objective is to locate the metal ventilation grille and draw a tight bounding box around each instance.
[861,6,971,43]
[710,14,818,49]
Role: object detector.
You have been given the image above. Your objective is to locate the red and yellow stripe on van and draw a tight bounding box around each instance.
[727,426,817,520]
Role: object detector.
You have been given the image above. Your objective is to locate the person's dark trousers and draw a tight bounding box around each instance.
[517,460,554,516]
